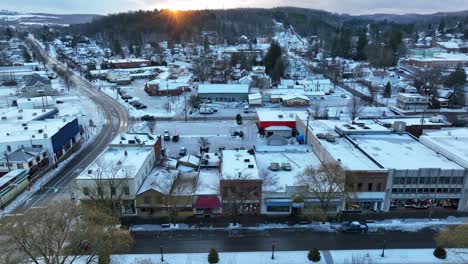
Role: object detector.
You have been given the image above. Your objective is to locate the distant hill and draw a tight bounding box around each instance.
[0,10,101,26]
[359,10,468,23]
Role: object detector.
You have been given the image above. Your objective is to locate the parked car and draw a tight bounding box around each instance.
[136,104,147,109]
[199,107,215,115]
[340,94,347,98]
[172,135,179,142]
[179,147,187,157]
[163,130,170,141]
[121,94,133,100]
[339,221,368,233]
[244,105,250,113]
[269,162,280,171]
[281,163,292,171]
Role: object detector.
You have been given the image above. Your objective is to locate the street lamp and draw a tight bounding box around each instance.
[381,239,386,257]
[271,241,276,260]
[160,245,164,262]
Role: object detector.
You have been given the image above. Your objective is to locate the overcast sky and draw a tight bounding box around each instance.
[3,0,468,15]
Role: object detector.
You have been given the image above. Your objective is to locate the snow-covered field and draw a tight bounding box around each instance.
[112,248,468,264]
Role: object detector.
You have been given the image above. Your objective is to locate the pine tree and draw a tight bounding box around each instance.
[264,41,282,80]
[236,114,243,125]
[383,81,392,98]
[208,248,219,264]
[356,32,368,61]
[308,248,321,262]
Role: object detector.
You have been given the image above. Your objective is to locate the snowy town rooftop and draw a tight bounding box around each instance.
[411,52,468,61]
[256,109,307,122]
[420,128,468,168]
[197,84,249,94]
[376,116,450,126]
[137,168,178,195]
[349,133,464,170]
[0,117,77,143]
[106,58,150,64]
[221,150,260,180]
[77,146,154,180]
[0,108,57,124]
[304,119,384,171]
[255,146,322,192]
[110,133,159,147]
[195,169,220,195]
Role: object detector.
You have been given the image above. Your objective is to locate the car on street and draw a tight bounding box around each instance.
[340,94,347,98]
[179,147,187,156]
[163,130,170,141]
[172,135,179,142]
[281,163,292,171]
[269,162,280,171]
[339,221,368,233]
[121,94,133,100]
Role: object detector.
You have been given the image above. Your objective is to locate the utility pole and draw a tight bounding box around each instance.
[304,108,311,145]
[4,151,11,172]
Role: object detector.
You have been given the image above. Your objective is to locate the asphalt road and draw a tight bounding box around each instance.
[131,228,438,254]
[10,39,129,214]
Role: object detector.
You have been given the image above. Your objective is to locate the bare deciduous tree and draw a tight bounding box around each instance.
[77,158,135,214]
[348,93,364,121]
[0,201,132,264]
[296,162,346,222]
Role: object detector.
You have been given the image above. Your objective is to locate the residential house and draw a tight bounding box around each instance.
[21,74,56,97]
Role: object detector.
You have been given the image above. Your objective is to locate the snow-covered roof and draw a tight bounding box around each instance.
[221,150,259,180]
[304,119,383,171]
[349,134,464,170]
[256,110,306,122]
[195,169,220,195]
[77,146,154,180]
[248,92,262,100]
[198,84,249,94]
[420,128,468,168]
[0,169,27,188]
[255,150,322,192]
[137,168,178,195]
[0,117,77,144]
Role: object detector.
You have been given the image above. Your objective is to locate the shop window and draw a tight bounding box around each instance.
[266,206,290,212]
[376,183,382,192]
[123,186,130,195]
[357,183,363,191]
[367,183,373,191]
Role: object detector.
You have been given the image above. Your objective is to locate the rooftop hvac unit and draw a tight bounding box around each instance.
[18,109,23,113]
[244,159,250,163]
[24,126,28,130]
[43,133,48,138]
[278,114,283,118]
[248,164,254,169]
[38,129,44,133]
[1,116,6,120]
[32,112,37,116]
[430,116,441,123]
[394,121,406,133]
[22,123,27,126]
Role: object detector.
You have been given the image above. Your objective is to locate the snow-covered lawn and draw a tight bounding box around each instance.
[112,248,468,264]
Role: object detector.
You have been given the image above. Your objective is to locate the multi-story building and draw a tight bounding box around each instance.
[396,93,429,110]
[76,133,161,215]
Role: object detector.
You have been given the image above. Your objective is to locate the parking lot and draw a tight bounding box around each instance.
[153,120,263,157]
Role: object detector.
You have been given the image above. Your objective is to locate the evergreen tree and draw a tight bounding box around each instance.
[208,248,219,264]
[356,32,368,61]
[445,66,466,87]
[264,41,282,79]
[203,36,210,53]
[308,248,321,262]
[112,39,123,56]
[236,114,243,125]
[383,81,392,98]
[271,56,285,83]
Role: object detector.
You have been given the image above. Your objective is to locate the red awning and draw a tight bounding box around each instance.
[194,196,221,209]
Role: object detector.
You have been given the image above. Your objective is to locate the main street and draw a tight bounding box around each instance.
[131,228,438,254]
[10,38,129,214]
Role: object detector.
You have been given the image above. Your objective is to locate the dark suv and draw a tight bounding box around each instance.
[339,221,368,233]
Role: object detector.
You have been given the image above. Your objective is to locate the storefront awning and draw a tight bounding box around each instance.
[265,199,291,207]
[194,196,221,209]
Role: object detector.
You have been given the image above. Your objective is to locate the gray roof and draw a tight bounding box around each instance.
[25,74,51,87]
[0,147,46,163]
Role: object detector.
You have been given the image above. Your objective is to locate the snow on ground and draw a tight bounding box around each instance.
[98,79,190,118]
[130,217,468,233]
[155,120,264,158]
[112,248,468,264]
